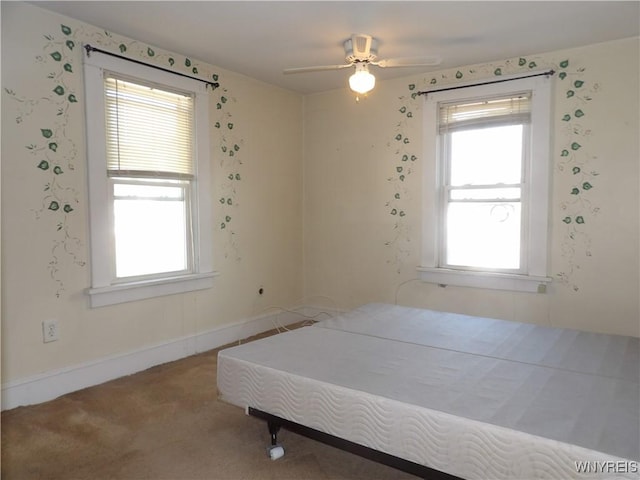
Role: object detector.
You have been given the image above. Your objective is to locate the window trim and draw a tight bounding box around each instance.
[418,73,553,293]
[83,49,217,307]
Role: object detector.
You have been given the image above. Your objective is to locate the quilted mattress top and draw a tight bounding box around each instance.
[219,303,639,461]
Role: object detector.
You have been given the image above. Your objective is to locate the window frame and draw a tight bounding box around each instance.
[83,50,217,307]
[418,73,553,293]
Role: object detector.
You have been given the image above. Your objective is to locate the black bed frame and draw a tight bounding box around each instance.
[248,407,463,480]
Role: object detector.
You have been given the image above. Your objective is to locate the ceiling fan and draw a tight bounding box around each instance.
[283,34,442,95]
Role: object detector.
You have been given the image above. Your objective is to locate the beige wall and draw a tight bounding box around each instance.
[1,2,303,383]
[1,2,638,392]
[303,37,639,337]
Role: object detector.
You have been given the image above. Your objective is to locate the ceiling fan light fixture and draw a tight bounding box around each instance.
[349,63,375,94]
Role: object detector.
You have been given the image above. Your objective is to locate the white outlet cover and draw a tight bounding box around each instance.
[42,319,59,343]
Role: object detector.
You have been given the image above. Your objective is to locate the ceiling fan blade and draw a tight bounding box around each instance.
[373,56,442,68]
[283,64,353,74]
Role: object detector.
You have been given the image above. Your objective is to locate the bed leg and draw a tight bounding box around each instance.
[267,421,285,460]
[268,420,280,446]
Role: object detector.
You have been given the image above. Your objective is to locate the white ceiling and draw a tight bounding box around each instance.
[33,1,640,94]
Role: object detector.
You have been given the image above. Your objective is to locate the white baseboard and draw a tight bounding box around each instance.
[1,307,312,411]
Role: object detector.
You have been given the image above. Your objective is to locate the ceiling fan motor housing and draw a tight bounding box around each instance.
[344,34,378,63]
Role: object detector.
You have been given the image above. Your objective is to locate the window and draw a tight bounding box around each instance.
[419,74,552,292]
[84,52,216,307]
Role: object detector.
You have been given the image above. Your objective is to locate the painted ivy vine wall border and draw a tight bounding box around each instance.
[386,55,599,291]
[4,22,85,297]
[385,97,417,274]
[555,60,600,291]
[214,92,244,262]
[3,20,243,297]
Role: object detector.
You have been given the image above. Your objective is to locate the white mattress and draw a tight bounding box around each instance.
[217,304,639,479]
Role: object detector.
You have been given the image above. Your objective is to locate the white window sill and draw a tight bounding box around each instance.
[88,272,220,308]
[417,266,551,293]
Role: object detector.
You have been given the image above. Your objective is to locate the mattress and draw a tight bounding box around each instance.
[217,303,639,479]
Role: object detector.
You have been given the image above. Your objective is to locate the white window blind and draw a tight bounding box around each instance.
[104,75,195,178]
[439,93,531,133]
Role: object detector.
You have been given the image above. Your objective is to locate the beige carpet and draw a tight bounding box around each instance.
[1,328,416,480]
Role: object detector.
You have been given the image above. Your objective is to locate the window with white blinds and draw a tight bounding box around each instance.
[419,74,552,293]
[104,75,195,178]
[438,93,531,133]
[84,50,215,307]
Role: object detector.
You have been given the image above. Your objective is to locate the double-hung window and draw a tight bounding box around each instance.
[419,74,552,292]
[84,51,216,307]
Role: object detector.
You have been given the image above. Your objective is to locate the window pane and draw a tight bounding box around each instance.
[114,183,184,199]
[446,202,521,269]
[450,187,521,201]
[114,188,189,278]
[450,125,523,186]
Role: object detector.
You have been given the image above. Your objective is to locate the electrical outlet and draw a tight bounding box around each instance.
[42,319,59,343]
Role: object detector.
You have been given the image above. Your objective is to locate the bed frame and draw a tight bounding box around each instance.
[248,406,462,479]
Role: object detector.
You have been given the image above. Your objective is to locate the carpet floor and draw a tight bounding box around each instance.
[1,327,416,480]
